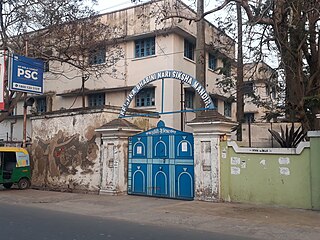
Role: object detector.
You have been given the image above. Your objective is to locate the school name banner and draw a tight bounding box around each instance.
[119,70,215,117]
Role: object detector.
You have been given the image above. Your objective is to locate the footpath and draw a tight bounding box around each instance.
[0,188,319,240]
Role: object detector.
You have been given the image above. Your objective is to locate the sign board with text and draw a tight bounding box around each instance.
[119,70,215,118]
[0,50,6,110]
[9,54,44,94]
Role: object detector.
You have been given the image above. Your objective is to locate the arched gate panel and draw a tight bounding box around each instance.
[128,121,194,200]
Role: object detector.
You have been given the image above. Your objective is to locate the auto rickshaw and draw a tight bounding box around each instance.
[0,147,31,190]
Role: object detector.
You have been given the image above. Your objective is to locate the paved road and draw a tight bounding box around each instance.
[0,189,320,240]
[0,203,251,240]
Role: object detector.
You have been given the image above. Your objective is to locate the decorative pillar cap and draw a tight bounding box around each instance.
[95,119,142,137]
[187,110,237,135]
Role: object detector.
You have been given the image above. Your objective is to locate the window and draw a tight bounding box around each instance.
[88,93,105,107]
[1,151,16,179]
[210,96,218,108]
[266,83,277,99]
[244,113,255,123]
[185,90,194,109]
[271,86,277,99]
[135,37,155,58]
[43,61,49,72]
[184,39,195,60]
[265,83,270,96]
[224,101,232,117]
[89,47,106,65]
[135,88,155,107]
[222,59,231,77]
[208,54,217,70]
[243,81,254,96]
[36,97,46,113]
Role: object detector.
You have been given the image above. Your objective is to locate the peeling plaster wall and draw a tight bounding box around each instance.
[100,138,129,194]
[188,121,236,202]
[31,109,155,193]
[193,135,220,201]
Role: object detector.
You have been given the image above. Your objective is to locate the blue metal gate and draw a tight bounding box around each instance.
[128,121,194,200]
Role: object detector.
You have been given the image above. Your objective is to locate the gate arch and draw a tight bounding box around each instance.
[119,70,215,118]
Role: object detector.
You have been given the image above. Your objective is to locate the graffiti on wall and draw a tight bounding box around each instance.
[32,129,99,189]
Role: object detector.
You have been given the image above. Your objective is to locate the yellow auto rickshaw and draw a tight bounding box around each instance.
[0,147,31,189]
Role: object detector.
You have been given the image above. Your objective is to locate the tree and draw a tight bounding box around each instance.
[0,0,124,121]
[236,2,244,140]
[203,0,320,131]
[133,0,320,131]
[233,0,320,131]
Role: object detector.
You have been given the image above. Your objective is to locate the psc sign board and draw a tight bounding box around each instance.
[9,54,44,94]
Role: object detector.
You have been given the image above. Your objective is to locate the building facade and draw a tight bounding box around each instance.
[0,0,237,142]
[0,0,278,143]
[243,62,279,122]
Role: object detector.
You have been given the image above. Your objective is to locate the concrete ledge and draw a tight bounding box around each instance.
[187,121,236,136]
[307,131,320,138]
[227,141,310,155]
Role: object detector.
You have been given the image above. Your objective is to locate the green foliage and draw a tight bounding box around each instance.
[268,123,307,148]
[304,95,320,114]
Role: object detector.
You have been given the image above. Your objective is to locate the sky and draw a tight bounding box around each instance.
[94,0,136,13]
[94,0,221,15]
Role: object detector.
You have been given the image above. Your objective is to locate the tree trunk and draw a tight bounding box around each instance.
[236,3,244,141]
[274,0,310,131]
[194,0,206,114]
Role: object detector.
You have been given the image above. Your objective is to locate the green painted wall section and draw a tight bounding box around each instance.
[309,133,320,210]
[220,142,312,209]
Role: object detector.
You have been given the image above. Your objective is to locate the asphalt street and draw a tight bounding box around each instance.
[0,203,252,240]
[0,189,319,240]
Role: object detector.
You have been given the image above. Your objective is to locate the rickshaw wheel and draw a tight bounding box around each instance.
[18,178,30,190]
[3,183,13,189]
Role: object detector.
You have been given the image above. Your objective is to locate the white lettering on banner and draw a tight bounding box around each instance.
[157,71,170,79]
[13,83,41,92]
[119,70,215,117]
[17,68,38,80]
[146,128,177,135]
[192,81,199,89]
[17,68,24,77]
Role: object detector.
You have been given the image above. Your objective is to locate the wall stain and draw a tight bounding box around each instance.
[32,130,99,189]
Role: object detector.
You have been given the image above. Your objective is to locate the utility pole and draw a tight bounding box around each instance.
[194,0,206,115]
[22,40,28,148]
[236,3,244,141]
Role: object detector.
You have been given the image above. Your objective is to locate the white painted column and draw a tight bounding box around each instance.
[95,122,141,195]
[188,120,236,201]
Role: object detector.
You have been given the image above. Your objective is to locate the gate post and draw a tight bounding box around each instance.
[95,119,142,195]
[187,111,236,201]
[308,131,320,210]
